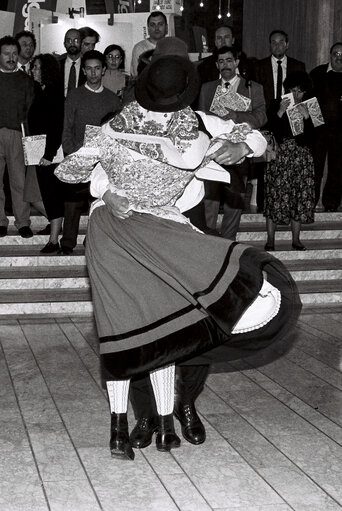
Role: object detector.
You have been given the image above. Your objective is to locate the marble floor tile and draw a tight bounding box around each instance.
[188,465,284,509]
[258,466,342,511]
[78,446,180,511]
[204,412,293,469]
[265,433,342,503]
[0,481,48,511]
[44,480,101,511]
[159,473,212,511]
[211,505,292,511]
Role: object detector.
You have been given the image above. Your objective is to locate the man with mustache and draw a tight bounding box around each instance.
[0,36,34,238]
[198,45,267,239]
[310,42,342,212]
[59,28,86,97]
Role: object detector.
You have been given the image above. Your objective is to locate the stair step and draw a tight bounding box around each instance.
[0,288,91,303]
[0,234,86,245]
[0,266,88,279]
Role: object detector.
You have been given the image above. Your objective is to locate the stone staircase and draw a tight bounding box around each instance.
[1,213,342,317]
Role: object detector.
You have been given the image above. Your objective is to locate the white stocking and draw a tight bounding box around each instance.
[106,379,130,414]
[149,364,175,416]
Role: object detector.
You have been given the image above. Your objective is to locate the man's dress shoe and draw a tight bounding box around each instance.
[174,402,206,445]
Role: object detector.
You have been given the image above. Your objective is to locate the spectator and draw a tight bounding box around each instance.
[79,26,100,55]
[198,45,267,239]
[59,50,121,255]
[15,30,36,74]
[310,42,342,211]
[264,71,315,251]
[28,54,65,253]
[59,28,86,97]
[0,35,34,238]
[254,29,306,211]
[103,44,132,100]
[130,11,168,77]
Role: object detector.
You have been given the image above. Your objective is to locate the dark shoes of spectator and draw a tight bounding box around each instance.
[292,242,306,251]
[40,241,60,254]
[0,226,8,237]
[18,226,33,238]
[325,208,337,212]
[264,243,275,251]
[129,417,158,449]
[174,402,206,445]
[36,224,51,235]
[57,246,73,255]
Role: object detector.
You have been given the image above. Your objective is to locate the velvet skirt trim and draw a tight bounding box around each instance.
[85,206,301,380]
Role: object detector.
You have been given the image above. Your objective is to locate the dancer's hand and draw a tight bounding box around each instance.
[102,190,132,219]
[210,140,252,166]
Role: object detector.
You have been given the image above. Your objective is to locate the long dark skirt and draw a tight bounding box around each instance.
[86,206,301,380]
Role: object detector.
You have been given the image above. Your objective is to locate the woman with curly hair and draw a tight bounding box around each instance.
[264,71,316,251]
[28,53,65,252]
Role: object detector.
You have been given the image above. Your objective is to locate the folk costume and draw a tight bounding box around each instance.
[55,55,301,460]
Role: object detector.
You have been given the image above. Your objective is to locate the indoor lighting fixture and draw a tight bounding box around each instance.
[180,0,184,11]
[217,0,222,19]
[226,0,231,17]
[199,1,204,6]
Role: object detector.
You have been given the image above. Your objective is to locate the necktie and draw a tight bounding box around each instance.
[68,62,76,93]
[276,60,283,99]
[21,64,27,73]
[224,82,230,89]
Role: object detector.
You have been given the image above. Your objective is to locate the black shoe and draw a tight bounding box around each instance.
[40,241,60,254]
[129,417,158,449]
[264,243,275,251]
[57,246,73,255]
[110,412,135,460]
[292,242,306,251]
[36,224,51,235]
[0,226,7,237]
[174,402,206,445]
[18,226,33,238]
[155,414,181,452]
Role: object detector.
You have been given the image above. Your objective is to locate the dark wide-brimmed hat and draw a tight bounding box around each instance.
[135,55,200,112]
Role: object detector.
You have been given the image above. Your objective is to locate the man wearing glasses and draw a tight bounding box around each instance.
[310,42,342,211]
[59,29,86,97]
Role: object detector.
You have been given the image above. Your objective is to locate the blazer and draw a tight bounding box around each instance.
[254,56,306,110]
[59,55,86,95]
[198,76,267,129]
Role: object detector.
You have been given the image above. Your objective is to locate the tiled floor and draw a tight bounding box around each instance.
[1,312,341,511]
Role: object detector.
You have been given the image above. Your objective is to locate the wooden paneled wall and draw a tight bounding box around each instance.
[243,0,342,72]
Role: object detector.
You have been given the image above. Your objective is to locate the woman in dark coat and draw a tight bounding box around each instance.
[264,71,316,251]
[28,53,65,253]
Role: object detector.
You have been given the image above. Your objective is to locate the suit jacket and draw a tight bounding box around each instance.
[59,55,86,95]
[198,77,267,129]
[198,77,266,202]
[310,63,342,128]
[254,55,306,110]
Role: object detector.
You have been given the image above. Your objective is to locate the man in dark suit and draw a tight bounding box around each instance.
[59,28,86,97]
[253,29,306,210]
[255,29,306,110]
[198,45,267,238]
[310,42,342,211]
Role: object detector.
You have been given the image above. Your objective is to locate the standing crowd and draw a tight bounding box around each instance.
[0,12,337,459]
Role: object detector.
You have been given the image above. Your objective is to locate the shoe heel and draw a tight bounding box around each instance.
[156,414,181,452]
